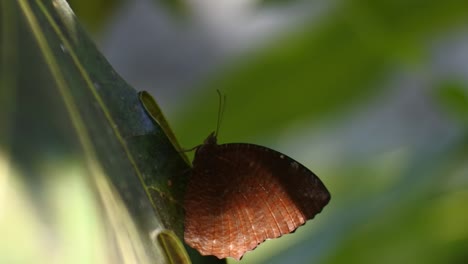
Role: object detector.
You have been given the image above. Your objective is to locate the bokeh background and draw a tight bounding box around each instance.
[2,0,468,263]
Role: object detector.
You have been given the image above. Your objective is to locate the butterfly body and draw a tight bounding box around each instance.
[184,132,330,260]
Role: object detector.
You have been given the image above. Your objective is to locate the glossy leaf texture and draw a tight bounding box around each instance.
[0,0,211,263]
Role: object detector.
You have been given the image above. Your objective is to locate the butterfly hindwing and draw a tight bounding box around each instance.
[184,142,330,260]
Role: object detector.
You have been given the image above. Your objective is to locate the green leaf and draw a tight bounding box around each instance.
[0,0,220,263]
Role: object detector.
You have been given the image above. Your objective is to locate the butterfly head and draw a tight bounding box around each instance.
[193,132,218,158]
[203,131,218,145]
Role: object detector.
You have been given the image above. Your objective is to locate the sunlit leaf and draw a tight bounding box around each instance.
[0,0,207,263]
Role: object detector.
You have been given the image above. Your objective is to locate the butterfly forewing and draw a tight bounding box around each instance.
[184,141,330,260]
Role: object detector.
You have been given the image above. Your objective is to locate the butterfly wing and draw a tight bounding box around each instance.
[184,143,330,260]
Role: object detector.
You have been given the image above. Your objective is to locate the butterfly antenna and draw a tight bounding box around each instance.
[215,89,226,138]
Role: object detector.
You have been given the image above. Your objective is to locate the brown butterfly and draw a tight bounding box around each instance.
[184,131,331,260]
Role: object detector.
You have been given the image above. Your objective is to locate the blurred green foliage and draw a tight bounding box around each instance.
[173,0,468,148]
[436,80,468,123]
